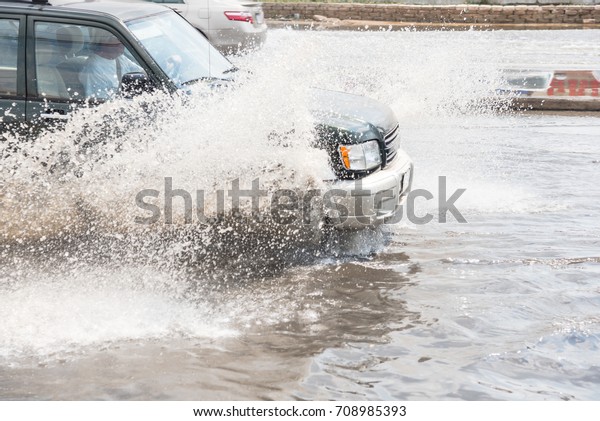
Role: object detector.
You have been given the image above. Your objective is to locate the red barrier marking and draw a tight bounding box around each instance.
[569,80,587,96]
[547,74,600,97]
[568,80,577,96]
[547,79,565,96]
[591,79,599,97]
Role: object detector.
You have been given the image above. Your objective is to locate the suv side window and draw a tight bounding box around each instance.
[34,21,145,100]
[0,17,19,96]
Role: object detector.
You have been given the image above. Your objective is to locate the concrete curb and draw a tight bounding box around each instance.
[511,97,600,112]
[267,18,599,31]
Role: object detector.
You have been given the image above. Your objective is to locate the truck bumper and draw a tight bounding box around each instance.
[328,150,413,230]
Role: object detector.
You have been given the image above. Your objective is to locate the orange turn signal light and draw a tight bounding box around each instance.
[339,146,350,169]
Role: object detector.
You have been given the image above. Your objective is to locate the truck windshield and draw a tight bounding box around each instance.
[127,11,234,87]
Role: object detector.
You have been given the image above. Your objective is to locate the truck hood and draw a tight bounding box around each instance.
[309,88,398,134]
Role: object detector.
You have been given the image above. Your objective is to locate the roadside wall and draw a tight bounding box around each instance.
[262,3,600,24]
[301,0,600,4]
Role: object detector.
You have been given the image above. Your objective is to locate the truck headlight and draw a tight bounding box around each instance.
[338,140,381,171]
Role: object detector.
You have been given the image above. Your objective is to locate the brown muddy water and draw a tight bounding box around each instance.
[0,29,599,400]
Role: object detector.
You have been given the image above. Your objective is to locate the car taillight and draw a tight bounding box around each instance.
[224,11,254,23]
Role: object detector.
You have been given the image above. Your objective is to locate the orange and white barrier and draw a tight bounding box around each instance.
[546,70,600,97]
[499,69,600,99]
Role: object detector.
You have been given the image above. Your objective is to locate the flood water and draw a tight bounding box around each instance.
[1,29,599,400]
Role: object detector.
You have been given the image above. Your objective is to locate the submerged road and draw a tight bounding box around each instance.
[0,29,599,400]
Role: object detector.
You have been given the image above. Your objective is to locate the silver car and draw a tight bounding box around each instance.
[143,0,267,54]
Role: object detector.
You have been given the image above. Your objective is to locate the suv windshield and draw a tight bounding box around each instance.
[127,11,233,86]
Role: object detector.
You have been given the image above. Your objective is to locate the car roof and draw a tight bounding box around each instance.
[0,0,167,22]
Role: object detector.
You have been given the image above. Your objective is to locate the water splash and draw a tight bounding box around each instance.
[1,28,598,361]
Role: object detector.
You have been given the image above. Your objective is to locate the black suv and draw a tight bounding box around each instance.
[0,0,413,229]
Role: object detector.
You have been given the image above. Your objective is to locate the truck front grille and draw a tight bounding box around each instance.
[384,124,399,165]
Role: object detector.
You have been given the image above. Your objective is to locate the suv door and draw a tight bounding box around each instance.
[26,17,147,128]
[0,14,26,137]
[26,18,74,127]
